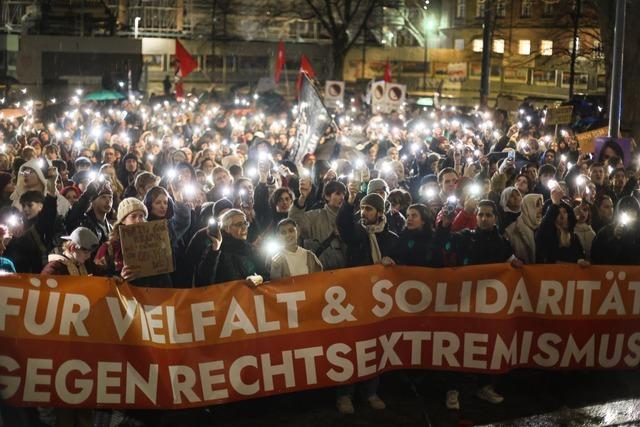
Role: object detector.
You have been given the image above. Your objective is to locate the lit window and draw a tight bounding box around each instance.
[496,0,506,17]
[493,39,505,54]
[541,40,553,56]
[476,0,485,18]
[456,0,466,18]
[454,39,465,50]
[473,39,484,52]
[521,0,532,17]
[518,39,531,55]
[569,37,580,53]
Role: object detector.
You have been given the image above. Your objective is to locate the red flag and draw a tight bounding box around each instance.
[384,60,392,83]
[296,55,316,92]
[175,40,198,77]
[275,41,285,83]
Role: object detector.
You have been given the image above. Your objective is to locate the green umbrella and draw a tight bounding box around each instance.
[83,90,126,101]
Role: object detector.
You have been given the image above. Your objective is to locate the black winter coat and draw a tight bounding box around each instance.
[197,231,268,285]
[336,201,398,267]
[591,224,640,265]
[391,227,436,267]
[535,203,585,263]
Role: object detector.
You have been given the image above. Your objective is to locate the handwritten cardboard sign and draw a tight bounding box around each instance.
[546,105,573,125]
[576,127,609,153]
[120,219,174,278]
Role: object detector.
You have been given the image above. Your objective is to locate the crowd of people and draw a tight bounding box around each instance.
[1,87,639,425]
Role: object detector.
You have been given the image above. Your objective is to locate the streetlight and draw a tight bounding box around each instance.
[422,16,437,91]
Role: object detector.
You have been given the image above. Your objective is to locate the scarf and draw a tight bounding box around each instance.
[361,215,387,264]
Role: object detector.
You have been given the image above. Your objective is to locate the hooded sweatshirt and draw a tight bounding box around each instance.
[505,193,542,264]
[10,159,71,217]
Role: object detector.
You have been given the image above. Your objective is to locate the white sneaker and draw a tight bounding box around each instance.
[446,389,460,410]
[368,394,386,410]
[337,395,355,414]
[476,385,504,404]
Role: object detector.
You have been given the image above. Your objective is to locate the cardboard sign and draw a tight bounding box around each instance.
[120,219,174,278]
[546,105,574,125]
[324,80,345,109]
[576,127,609,154]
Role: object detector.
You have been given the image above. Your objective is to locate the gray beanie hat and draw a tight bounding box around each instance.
[360,193,385,213]
[367,178,389,196]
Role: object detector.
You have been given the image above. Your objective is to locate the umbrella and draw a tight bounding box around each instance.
[0,108,28,119]
[83,90,126,101]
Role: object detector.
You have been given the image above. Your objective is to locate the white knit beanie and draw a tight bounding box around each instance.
[115,197,148,226]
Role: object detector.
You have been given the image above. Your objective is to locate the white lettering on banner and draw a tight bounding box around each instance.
[97,362,122,404]
[55,360,92,404]
[322,286,356,324]
[191,301,216,341]
[476,280,507,314]
[3,330,640,406]
[23,358,52,402]
[126,363,158,404]
[293,347,323,385]
[220,298,257,338]
[106,296,138,340]
[198,361,228,401]
[0,286,23,330]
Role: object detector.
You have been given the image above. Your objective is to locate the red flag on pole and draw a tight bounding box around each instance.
[275,41,285,83]
[296,55,316,93]
[175,40,198,77]
[174,40,198,99]
[383,60,392,83]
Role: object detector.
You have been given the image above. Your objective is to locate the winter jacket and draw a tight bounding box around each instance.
[270,249,323,280]
[535,203,585,264]
[591,224,640,265]
[5,195,65,273]
[442,226,514,266]
[336,200,398,267]
[391,227,436,267]
[288,201,347,270]
[197,231,268,285]
[64,189,111,245]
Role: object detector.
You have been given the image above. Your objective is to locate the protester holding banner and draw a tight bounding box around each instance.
[270,218,322,280]
[504,193,543,264]
[535,186,587,265]
[197,208,267,286]
[591,195,640,265]
[390,203,436,266]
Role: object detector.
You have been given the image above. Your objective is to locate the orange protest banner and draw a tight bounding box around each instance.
[1,264,640,409]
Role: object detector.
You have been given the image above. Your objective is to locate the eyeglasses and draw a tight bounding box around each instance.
[19,169,35,176]
[231,221,250,228]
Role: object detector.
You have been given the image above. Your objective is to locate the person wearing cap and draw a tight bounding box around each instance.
[334,190,397,414]
[41,227,98,276]
[64,179,113,247]
[94,197,172,288]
